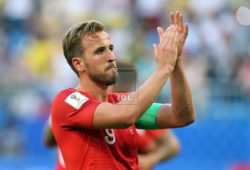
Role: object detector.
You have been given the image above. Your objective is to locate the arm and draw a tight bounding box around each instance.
[93,26,179,129]
[138,131,180,170]
[157,11,195,128]
[43,116,57,147]
[157,60,195,128]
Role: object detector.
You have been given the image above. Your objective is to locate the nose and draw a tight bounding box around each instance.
[107,51,116,62]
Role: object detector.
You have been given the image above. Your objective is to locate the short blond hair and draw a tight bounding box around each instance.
[62,20,104,76]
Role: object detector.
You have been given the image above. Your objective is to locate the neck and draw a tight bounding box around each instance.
[76,75,109,102]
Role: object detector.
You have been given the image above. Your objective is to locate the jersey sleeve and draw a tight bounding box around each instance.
[52,90,101,129]
[147,129,167,139]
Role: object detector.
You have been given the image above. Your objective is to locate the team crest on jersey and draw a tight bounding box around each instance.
[65,92,89,109]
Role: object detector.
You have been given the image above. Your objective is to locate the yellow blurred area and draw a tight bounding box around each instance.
[24,40,58,77]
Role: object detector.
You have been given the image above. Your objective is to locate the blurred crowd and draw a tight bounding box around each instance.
[0,0,250,159]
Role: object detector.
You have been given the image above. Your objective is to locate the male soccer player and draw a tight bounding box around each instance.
[44,62,180,170]
[44,61,181,170]
[51,11,195,170]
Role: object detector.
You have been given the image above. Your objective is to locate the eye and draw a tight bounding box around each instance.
[109,45,114,51]
[95,47,105,54]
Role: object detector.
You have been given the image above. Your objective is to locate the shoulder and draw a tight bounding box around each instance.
[53,88,78,104]
[52,88,90,110]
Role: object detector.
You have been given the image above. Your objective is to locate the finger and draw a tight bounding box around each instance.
[170,12,175,25]
[172,27,179,48]
[157,27,164,42]
[179,13,184,32]
[153,44,158,57]
[176,11,180,27]
[173,31,178,49]
[160,26,170,46]
[162,26,169,39]
[184,23,189,37]
[165,25,177,48]
[161,26,172,47]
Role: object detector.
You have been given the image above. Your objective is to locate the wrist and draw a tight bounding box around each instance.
[173,59,183,70]
[156,66,174,76]
[176,56,182,64]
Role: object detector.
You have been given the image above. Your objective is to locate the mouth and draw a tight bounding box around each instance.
[106,64,117,71]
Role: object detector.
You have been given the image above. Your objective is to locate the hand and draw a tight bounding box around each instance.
[153,25,178,73]
[170,11,189,57]
[138,154,155,170]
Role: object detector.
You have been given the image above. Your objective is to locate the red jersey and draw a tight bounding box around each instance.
[55,149,65,170]
[51,88,139,170]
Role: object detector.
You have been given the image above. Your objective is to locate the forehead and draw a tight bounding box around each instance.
[82,31,112,49]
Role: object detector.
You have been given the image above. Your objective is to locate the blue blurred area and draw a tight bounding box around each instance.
[1,0,250,170]
[156,117,250,170]
[155,96,250,170]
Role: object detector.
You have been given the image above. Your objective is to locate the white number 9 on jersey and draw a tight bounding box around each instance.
[104,129,116,145]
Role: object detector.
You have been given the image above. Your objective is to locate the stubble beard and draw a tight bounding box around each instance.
[86,66,118,86]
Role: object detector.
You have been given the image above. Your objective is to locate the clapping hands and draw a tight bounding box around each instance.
[153,11,189,73]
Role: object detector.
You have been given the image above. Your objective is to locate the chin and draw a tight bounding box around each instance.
[107,69,117,77]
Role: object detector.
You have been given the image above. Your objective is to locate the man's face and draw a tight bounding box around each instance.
[82,31,117,86]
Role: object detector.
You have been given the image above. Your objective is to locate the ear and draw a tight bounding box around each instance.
[72,57,86,73]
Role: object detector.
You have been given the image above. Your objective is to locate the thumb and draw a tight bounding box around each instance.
[184,23,189,37]
[153,44,158,57]
[157,27,164,40]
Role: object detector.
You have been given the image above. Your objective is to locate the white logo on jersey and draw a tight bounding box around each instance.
[65,92,89,109]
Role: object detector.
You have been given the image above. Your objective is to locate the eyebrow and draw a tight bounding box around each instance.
[93,44,114,54]
[93,46,105,54]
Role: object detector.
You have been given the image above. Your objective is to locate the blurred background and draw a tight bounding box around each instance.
[0,0,250,169]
